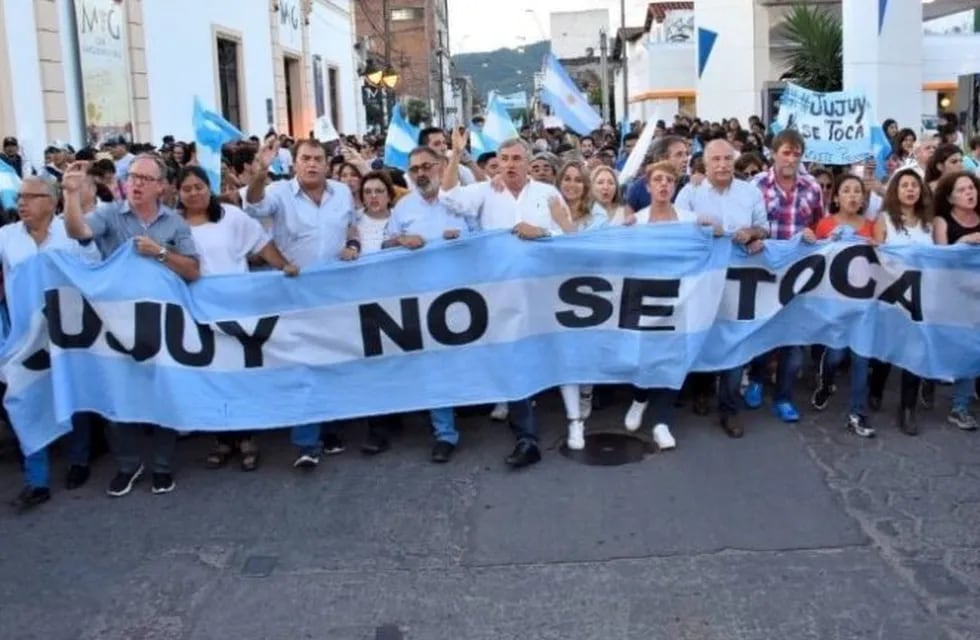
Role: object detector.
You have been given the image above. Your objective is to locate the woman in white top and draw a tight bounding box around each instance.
[356,171,396,255]
[869,167,934,436]
[544,161,606,450]
[176,166,297,471]
[590,165,628,225]
[623,162,722,451]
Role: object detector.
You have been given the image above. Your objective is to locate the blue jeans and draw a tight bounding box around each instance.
[429,407,459,445]
[290,421,342,455]
[507,399,538,444]
[749,346,804,404]
[953,378,975,412]
[822,348,869,415]
[23,414,93,488]
[718,367,746,416]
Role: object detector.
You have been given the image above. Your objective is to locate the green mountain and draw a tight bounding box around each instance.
[452,40,549,106]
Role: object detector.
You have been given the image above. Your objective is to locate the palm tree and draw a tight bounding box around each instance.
[775,5,843,92]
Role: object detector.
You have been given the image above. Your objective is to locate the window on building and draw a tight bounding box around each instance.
[313,55,326,118]
[216,36,242,129]
[391,7,423,21]
[328,66,341,130]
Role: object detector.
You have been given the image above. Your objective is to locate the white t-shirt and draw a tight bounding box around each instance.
[633,206,698,225]
[190,204,270,275]
[357,213,390,255]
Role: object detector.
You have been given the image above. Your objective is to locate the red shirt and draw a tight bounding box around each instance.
[814,216,874,240]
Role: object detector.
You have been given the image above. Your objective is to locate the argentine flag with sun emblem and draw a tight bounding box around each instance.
[539,53,603,135]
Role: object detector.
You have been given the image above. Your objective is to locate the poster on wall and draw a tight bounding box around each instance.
[73,0,134,145]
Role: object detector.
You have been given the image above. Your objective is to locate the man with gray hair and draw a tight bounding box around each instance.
[368,146,470,462]
[1,175,100,511]
[62,154,200,499]
[439,129,567,469]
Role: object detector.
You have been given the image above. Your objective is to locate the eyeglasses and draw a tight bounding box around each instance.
[16,193,51,203]
[127,172,161,185]
[407,162,436,175]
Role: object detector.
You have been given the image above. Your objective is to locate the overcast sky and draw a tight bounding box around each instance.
[448,0,637,54]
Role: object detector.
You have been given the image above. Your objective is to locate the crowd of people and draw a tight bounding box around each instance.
[0,107,978,514]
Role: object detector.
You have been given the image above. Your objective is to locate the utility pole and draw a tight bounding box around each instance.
[620,0,628,129]
[438,31,447,128]
[382,0,392,122]
[599,28,610,123]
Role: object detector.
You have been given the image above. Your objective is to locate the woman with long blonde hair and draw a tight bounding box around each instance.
[590,165,627,225]
[548,161,608,449]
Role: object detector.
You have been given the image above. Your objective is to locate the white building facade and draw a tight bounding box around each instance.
[0,0,363,167]
[608,3,980,128]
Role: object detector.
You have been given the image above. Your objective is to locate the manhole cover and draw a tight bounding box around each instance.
[241,555,278,577]
[559,432,653,466]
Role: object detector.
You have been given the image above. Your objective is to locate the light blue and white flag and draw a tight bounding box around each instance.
[539,53,603,135]
[383,104,420,171]
[495,91,528,110]
[870,125,892,181]
[0,156,20,210]
[470,94,519,156]
[3,226,980,456]
[193,97,243,194]
[773,83,874,165]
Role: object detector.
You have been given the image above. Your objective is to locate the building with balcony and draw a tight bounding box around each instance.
[354,0,454,127]
[0,0,363,167]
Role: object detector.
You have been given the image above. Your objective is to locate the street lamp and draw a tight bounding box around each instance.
[381,67,399,89]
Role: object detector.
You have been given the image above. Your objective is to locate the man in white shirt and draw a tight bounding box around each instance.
[674,139,769,439]
[245,138,361,470]
[2,176,100,512]
[440,131,567,468]
[367,146,470,463]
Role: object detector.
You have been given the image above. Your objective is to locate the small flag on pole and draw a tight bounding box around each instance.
[193,97,243,195]
[539,53,602,135]
[0,157,21,210]
[383,104,420,171]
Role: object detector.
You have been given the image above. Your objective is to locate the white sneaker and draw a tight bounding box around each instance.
[567,419,585,450]
[624,401,648,431]
[490,402,509,421]
[579,392,593,420]
[652,423,676,450]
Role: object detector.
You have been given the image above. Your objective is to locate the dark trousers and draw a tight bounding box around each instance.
[216,431,255,446]
[868,360,920,410]
[631,387,678,426]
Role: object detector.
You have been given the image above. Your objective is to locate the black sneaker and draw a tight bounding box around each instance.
[151,473,175,495]
[847,413,875,438]
[810,384,832,411]
[106,465,143,497]
[65,464,90,490]
[11,486,51,512]
[322,433,345,455]
[431,440,456,463]
[292,452,320,469]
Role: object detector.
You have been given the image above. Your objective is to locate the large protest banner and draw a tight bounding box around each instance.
[2,225,979,455]
[773,83,873,165]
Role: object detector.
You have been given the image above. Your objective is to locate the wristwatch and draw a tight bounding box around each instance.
[156,247,169,263]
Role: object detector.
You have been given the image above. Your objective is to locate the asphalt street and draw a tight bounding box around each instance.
[1,381,978,640]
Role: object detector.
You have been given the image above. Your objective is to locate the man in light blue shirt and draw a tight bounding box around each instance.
[674,139,769,439]
[367,147,469,463]
[244,138,361,470]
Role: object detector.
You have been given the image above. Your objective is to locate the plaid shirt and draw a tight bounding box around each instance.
[751,169,825,240]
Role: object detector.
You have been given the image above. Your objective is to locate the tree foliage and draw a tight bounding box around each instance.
[776,5,843,92]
